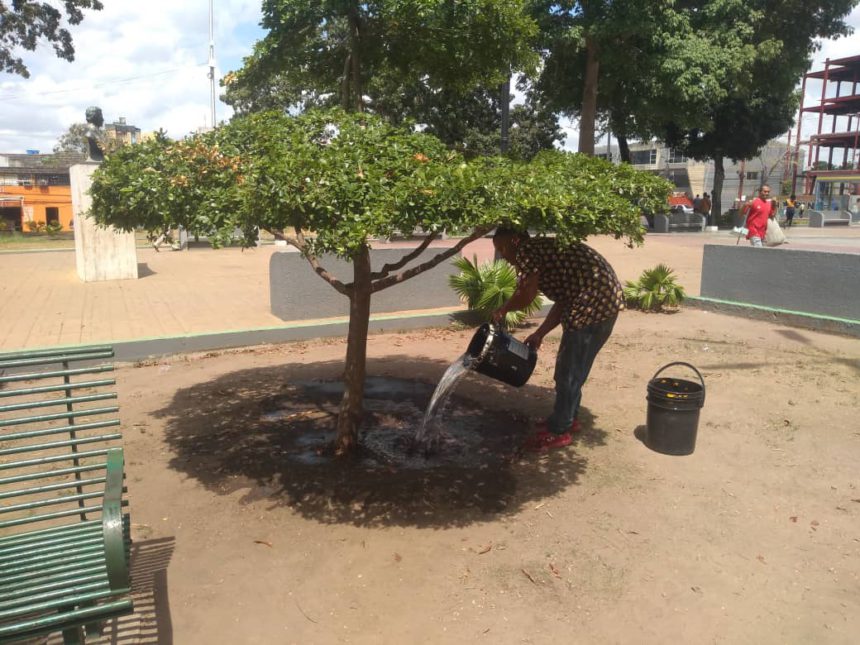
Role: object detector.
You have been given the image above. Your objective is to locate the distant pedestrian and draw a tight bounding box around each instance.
[784,194,797,227]
[799,202,806,218]
[700,192,712,222]
[742,185,773,247]
[692,194,702,213]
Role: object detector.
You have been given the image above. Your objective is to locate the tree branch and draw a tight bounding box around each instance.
[371,226,493,293]
[369,231,437,280]
[288,227,350,296]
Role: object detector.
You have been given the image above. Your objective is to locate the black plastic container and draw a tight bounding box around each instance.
[645,362,705,456]
[466,323,538,387]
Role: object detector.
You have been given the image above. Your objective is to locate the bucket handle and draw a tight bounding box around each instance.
[651,362,706,405]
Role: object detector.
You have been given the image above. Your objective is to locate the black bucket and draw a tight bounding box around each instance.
[466,323,537,387]
[646,362,705,455]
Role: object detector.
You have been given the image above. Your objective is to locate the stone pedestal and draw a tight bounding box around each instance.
[71,163,138,282]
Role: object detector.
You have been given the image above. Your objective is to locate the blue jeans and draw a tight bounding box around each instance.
[548,316,617,435]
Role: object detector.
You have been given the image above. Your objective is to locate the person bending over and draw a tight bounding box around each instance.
[491,228,623,451]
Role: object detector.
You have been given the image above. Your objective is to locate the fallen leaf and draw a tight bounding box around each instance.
[534,502,547,510]
[394,553,402,562]
[254,540,273,548]
[478,544,492,555]
[691,586,702,594]
[789,516,798,523]
[757,555,766,564]
[549,563,561,578]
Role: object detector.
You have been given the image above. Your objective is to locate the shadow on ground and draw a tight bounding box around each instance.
[95,538,175,644]
[152,356,608,529]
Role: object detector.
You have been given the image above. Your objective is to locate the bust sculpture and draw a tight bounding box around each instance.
[84,106,105,162]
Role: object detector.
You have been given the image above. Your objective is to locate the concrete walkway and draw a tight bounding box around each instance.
[1,227,857,356]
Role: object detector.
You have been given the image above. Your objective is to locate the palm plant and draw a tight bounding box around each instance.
[623,264,686,312]
[449,255,544,327]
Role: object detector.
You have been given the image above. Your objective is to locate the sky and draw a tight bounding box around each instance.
[0,3,859,155]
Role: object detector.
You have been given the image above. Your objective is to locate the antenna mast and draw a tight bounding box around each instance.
[208,0,216,128]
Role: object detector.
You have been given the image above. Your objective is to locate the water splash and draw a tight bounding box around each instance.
[414,353,478,450]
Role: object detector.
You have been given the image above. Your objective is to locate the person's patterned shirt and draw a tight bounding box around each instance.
[515,238,624,330]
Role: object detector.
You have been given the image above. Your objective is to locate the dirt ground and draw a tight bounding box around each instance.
[112,304,860,644]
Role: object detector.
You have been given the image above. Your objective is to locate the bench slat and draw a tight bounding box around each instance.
[0,433,123,458]
[0,598,132,641]
[0,569,106,601]
[1,419,120,443]
[0,365,114,385]
[0,587,131,622]
[0,503,107,531]
[0,475,107,502]
[0,463,107,487]
[0,579,110,612]
[0,378,116,400]
[0,490,107,516]
[0,405,120,429]
[0,543,106,576]
[0,351,114,370]
[0,346,113,362]
[0,448,112,472]
[0,533,103,565]
[0,392,117,414]
[0,552,106,585]
[0,520,101,545]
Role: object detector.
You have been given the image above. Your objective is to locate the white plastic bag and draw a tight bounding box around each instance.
[765,218,786,246]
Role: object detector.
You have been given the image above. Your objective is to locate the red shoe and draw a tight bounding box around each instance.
[522,430,572,452]
[534,418,582,434]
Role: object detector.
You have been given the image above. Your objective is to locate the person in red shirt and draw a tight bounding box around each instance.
[742,185,774,247]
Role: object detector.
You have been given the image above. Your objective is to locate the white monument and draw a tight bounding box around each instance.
[71,106,138,282]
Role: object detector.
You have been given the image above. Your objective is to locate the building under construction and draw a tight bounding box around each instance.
[794,54,860,211]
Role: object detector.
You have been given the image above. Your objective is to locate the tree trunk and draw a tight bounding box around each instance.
[711,154,725,227]
[617,133,631,164]
[578,36,599,156]
[335,244,372,455]
[348,7,363,112]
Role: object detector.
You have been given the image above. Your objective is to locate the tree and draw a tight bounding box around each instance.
[53,122,122,155]
[222,0,538,115]
[89,109,671,453]
[663,0,858,222]
[0,1,103,78]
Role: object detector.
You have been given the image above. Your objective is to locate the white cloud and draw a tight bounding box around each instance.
[0,1,262,153]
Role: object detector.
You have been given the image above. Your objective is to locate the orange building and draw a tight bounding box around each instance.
[0,152,83,232]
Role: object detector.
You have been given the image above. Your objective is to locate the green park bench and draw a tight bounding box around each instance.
[0,346,133,644]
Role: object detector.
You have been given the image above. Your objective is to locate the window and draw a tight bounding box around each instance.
[46,207,60,225]
[631,149,657,165]
[746,171,759,180]
[666,148,687,164]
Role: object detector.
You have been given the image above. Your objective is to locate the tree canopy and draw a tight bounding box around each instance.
[224,0,538,113]
[89,109,670,450]
[0,0,103,77]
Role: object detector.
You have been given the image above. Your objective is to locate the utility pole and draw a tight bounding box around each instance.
[208,0,217,129]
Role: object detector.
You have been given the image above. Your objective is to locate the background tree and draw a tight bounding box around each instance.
[225,0,538,115]
[0,0,103,77]
[52,122,123,156]
[90,109,671,453]
[663,0,857,222]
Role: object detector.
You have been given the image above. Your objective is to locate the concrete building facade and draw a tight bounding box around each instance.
[0,153,83,232]
[600,140,805,214]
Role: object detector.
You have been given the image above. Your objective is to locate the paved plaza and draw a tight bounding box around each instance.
[1,227,858,354]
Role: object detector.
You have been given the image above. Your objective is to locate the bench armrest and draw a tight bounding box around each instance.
[102,448,130,591]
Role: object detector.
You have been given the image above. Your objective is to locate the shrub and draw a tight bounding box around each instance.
[45,221,63,236]
[449,255,543,327]
[623,264,686,312]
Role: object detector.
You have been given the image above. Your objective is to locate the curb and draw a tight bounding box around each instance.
[685,296,860,338]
